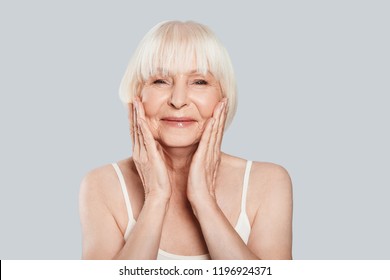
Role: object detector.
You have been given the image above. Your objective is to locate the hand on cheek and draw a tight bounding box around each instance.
[129,97,172,202]
[187,98,228,206]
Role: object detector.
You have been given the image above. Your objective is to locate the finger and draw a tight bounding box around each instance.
[137,122,148,160]
[128,103,135,147]
[135,98,159,155]
[155,141,165,158]
[135,100,148,159]
[135,96,147,120]
[195,117,215,159]
[212,157,220,185]
[215,98,228,151]
[210,99,226,153]
[133,100,140,156]
[138,118,159,154]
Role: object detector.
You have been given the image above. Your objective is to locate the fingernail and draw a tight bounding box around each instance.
[211,118,215,125]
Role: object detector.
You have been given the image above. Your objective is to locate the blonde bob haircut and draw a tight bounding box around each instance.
[119,20,237,128]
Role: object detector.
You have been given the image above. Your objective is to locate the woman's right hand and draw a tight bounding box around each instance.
[129,97,172,201]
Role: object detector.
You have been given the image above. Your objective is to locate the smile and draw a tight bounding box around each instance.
[161,117,197,128]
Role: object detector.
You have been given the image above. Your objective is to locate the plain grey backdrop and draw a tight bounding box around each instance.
[1,0,389,259]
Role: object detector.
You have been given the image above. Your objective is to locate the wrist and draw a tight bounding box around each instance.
[145,188,171,202]
[188,194,218,217]
[144,194,170,211]
[187,186,215,204]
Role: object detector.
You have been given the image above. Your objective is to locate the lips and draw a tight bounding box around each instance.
[161,117,196,122]
[161,117,197,128]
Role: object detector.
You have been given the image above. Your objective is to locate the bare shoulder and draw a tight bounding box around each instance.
[244,161,293,225]
[79,163,119,203]
[79,158,143,224]
[79,162,130,259]
[250,161,292,192]
[79,158,140,206]
[243,162,293,259]
[220,153,292,192]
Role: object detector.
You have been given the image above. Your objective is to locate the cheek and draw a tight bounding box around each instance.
[192,94,220,118]
[141,89,165,118]
[140,89,167,137]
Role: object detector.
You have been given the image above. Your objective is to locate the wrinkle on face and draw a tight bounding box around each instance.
[139,68,223,147]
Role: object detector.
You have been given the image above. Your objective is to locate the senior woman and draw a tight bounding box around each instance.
[79,20,292,260]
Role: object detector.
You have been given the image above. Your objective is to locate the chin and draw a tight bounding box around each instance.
[158,132,200,148]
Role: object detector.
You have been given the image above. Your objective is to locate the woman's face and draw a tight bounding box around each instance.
[139,69,223,148]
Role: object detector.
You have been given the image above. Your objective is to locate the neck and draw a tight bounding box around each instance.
[160,144,197,172]
[159,143,198,198]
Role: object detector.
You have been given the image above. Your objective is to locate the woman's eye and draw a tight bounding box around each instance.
[153,79,167,84]
[193,79,208,85]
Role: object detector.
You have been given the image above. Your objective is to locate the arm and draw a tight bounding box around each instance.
[247,164,293,259]
[187,99,292,259]
[191,164,293,259]
[79,170,126,259]
[187,99,251,259]
[114,196,169,259]
[79,170,169,260]
[191,197,258,259]
[80,100,172,259]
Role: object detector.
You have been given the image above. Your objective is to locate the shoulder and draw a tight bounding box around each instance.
[249,161,292,198]
[79,162,130,259]
[246,162,293,259]
[248,161,292,213]
[79,163,118,202]
[220,153,292,189]
[251,161,292,190]
[79,158,143,219]
[79,158,139,200]
[219,154,292,198]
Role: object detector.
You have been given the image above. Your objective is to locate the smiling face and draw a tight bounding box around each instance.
[120,21,238,132]
[140,69,223,148]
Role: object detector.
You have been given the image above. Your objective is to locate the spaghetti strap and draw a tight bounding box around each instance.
[241,160,252,212]
[111,163,135,224]
[234,160,252,244]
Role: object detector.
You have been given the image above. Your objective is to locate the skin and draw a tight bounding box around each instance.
[79,70,293,260]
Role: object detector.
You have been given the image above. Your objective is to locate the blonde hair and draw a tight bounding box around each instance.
[119,20,237,128]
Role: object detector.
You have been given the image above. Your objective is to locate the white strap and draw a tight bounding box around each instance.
[112,163,134,223]
[241,161,252,211]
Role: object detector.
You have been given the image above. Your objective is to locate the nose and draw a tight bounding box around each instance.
[168,80,189,109]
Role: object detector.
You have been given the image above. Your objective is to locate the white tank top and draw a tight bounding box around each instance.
[112,160,252,260]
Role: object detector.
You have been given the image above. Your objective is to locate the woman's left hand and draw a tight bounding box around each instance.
[187,98,228,206]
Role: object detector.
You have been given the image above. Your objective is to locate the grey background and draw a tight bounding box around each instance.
[1,0,389,259]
